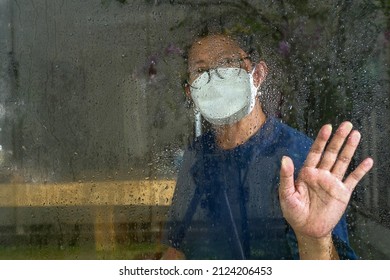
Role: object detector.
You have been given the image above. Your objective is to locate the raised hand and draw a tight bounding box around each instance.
[279,122,373,245]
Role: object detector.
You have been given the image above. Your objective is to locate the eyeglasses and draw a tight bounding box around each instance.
[186,57,250,89]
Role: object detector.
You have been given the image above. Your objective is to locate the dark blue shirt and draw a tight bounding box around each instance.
[163,117,357,260]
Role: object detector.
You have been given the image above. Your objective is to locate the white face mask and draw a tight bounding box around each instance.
[190,67,259,126]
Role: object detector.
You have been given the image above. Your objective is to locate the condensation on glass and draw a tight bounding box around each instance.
[0,0,388,259]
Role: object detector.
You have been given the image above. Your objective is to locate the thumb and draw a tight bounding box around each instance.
[279,156,295,199]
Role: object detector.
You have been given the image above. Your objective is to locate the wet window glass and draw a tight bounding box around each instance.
[0,0,388,260]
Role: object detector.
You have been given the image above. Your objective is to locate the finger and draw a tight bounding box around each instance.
[318,121,353,170]
[304,124,332,168]
[331,130,361,180]
[344,158,374,191]
[279,156,296,199]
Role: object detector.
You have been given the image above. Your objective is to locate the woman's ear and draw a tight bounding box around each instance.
[184,83,193,108]
[184,83,191,98]
[253,61,268,88]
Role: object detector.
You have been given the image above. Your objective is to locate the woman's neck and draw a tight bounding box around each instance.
[214,101,266,150]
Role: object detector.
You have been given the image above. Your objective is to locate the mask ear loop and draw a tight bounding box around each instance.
[183,80,203,137]
[189,87,202,137]
[248,66,260,113]
[194,110,202,137]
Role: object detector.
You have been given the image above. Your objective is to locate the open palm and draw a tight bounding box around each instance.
[279,122,373,239]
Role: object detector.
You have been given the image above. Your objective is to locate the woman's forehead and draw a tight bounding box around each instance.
[188,35,244,63]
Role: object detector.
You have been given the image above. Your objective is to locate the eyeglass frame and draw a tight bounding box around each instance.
[184,56,251,90]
